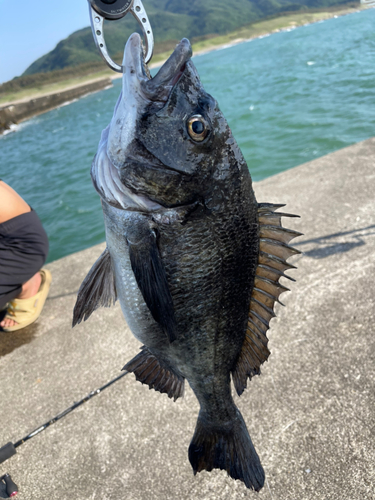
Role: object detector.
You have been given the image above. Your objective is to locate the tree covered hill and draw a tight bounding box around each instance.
[23,0,352,76]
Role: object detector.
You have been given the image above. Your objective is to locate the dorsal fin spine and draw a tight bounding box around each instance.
[248,316,267,335]
[253,287,285,306]
[251,298,276,318]
[258,203,286,211]
[247,328,268,349]
[255,275,290,294]
[247,319,268,343]
[250,310,270,329]
[246,331,270,357]
[260,225,303,244]
[259,211,300,219]
[244,339,263,364]
[260,238,302,255]
[257,264,296,282]
[259,251,297,270]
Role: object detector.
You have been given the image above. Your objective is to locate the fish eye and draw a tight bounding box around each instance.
[187,115,209,142]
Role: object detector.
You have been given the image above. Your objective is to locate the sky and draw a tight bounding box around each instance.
[0,0,91,83]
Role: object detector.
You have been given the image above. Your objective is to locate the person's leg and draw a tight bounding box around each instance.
[16,272,42,300]
[0,199,49,331]
[0,287,21,311]
[0,179,35,312]
[0,272,42,328]
[0,181,31,223]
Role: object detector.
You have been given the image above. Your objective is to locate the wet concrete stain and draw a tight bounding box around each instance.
[0,309,39,357]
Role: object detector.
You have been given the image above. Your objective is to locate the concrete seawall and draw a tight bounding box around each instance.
[0,138,374,499]
[0,78,112,134]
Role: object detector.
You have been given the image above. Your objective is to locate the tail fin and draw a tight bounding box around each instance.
[188,410,265,491]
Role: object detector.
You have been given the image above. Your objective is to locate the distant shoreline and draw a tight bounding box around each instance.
[109,5,368,76]
[0,4,371,135]
[0,78,111,135]
[169,5,370,65]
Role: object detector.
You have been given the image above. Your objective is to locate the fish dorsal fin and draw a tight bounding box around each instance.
[232,203,302,396]
[73,248,117,326]
[123,346,185,401]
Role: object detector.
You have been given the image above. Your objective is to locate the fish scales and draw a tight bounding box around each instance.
[73,32,300,492]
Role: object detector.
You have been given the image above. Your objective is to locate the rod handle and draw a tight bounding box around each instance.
[0,443,16,465]
[3,474,18,497]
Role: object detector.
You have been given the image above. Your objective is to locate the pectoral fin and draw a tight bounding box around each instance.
[127,220,177,343]
[72,248,117,326]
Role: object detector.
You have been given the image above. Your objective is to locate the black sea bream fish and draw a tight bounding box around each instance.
[73,33,301,491]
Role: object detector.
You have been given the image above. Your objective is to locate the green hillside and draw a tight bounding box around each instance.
[23,0,353,75]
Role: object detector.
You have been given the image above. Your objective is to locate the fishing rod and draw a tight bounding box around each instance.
[0,371,128,497]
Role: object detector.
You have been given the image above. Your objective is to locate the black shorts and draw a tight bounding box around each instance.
[0,209,49,310]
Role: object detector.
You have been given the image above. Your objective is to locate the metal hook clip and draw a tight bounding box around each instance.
[88,0,154,72]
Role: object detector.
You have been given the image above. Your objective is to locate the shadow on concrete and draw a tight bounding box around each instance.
[294,224,375,259]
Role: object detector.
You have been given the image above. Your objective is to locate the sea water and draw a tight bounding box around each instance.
[0,8,374,262]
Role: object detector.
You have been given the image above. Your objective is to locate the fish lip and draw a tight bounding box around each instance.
[125,33,192,102]
[123,33,150,83]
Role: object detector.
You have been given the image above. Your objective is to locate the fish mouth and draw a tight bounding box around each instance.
[124,33,192,102]
[94,35,194,212]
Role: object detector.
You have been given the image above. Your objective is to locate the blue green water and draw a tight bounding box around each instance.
[1,8,374,263]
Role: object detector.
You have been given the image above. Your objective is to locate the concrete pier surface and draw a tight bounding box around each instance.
[0,138,374,500]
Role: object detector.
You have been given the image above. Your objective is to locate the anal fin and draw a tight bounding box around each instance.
[123,346,185,401]
[73,248,117,326]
